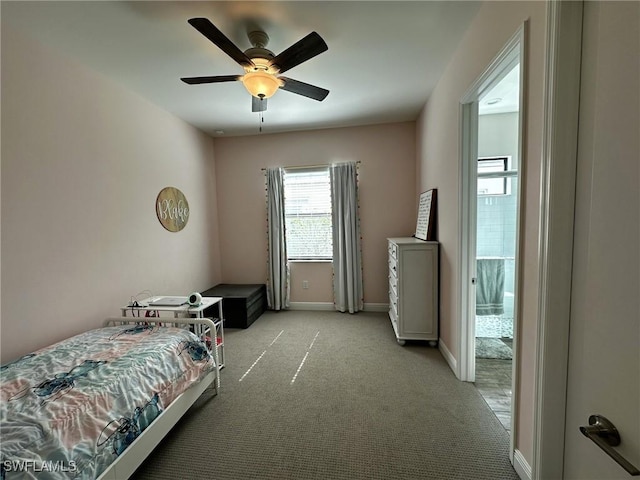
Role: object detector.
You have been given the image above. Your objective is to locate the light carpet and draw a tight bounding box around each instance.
[132,311,519,480]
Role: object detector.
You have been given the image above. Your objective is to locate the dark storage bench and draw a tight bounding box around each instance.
[201,284,267,329]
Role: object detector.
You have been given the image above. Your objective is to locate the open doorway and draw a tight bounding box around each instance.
[459,25,525,451]
[474,64,520,432]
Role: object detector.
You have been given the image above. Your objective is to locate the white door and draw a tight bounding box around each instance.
[563,1,639,478]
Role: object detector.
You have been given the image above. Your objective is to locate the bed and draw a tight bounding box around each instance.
[0,317,219,480]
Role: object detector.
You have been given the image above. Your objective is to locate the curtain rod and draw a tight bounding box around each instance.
[261,161,361,171]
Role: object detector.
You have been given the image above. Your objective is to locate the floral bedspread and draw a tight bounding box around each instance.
[0,325,215,479]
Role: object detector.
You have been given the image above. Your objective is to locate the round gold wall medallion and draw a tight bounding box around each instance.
[156,187,189,232]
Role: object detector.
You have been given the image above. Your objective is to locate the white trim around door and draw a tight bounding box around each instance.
[532,1,584,479]
[458,23,527,464]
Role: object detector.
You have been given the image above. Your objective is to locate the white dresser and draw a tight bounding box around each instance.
[388,237,439,346]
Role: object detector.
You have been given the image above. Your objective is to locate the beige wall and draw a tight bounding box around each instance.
[1,2,547,466]
[417,0,547,466]
[213,123,417,305]
[1,27,221,363]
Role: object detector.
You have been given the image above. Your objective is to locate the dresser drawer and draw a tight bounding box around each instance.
[388,241,398,260]
[389,291,399,323]
[388,255,398,276]
[388,270,398,296]
[389,303,398,329]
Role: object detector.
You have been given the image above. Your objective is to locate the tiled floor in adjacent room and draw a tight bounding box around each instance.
[475,353,513,432]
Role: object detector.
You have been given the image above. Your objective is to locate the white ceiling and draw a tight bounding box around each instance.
[2,1,483,137]
[479,63,520,115]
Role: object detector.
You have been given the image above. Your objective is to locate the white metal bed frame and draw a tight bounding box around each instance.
[96,317,220,480]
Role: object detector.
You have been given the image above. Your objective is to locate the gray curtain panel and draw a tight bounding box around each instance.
[266,167,290,310]
[331,162,364,313]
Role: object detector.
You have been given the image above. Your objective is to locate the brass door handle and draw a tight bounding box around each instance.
[580,414,639,476]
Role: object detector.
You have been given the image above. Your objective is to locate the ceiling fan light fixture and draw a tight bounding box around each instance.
[182,18,329,111]
[242,71,282,99]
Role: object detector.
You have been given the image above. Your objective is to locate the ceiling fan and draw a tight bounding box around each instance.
[181,18,329,112]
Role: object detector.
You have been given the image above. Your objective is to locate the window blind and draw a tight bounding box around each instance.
[284,168,332,260]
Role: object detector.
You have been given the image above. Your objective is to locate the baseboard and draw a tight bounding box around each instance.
[287,302,390,312]
[364,303,389,312]
[288,302,334,311]
[438,339,457,375]
[513,449,532,480]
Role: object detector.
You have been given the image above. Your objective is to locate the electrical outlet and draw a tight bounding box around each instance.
[302,280,309,289]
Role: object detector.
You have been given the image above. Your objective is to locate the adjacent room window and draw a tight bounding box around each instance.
[477,156,511,195]
[283,167,332,260]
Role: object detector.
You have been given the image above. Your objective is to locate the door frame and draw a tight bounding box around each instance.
[459,24,527,382]
[458,23,527,460]
[532,1,584,479]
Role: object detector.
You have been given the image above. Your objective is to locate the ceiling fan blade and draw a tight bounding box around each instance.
[181,75,240,85]
[188,18,254,69]
[279,77,329,101]
[252,96,268,112]
[270,32,328,74]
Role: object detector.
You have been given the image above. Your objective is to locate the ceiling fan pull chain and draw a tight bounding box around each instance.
[259,97,265,133]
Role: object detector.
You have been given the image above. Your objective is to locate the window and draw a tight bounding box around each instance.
[284,168,332,260]
[477,156,511,195]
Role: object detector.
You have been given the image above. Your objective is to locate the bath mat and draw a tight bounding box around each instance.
[476,337,513,360]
